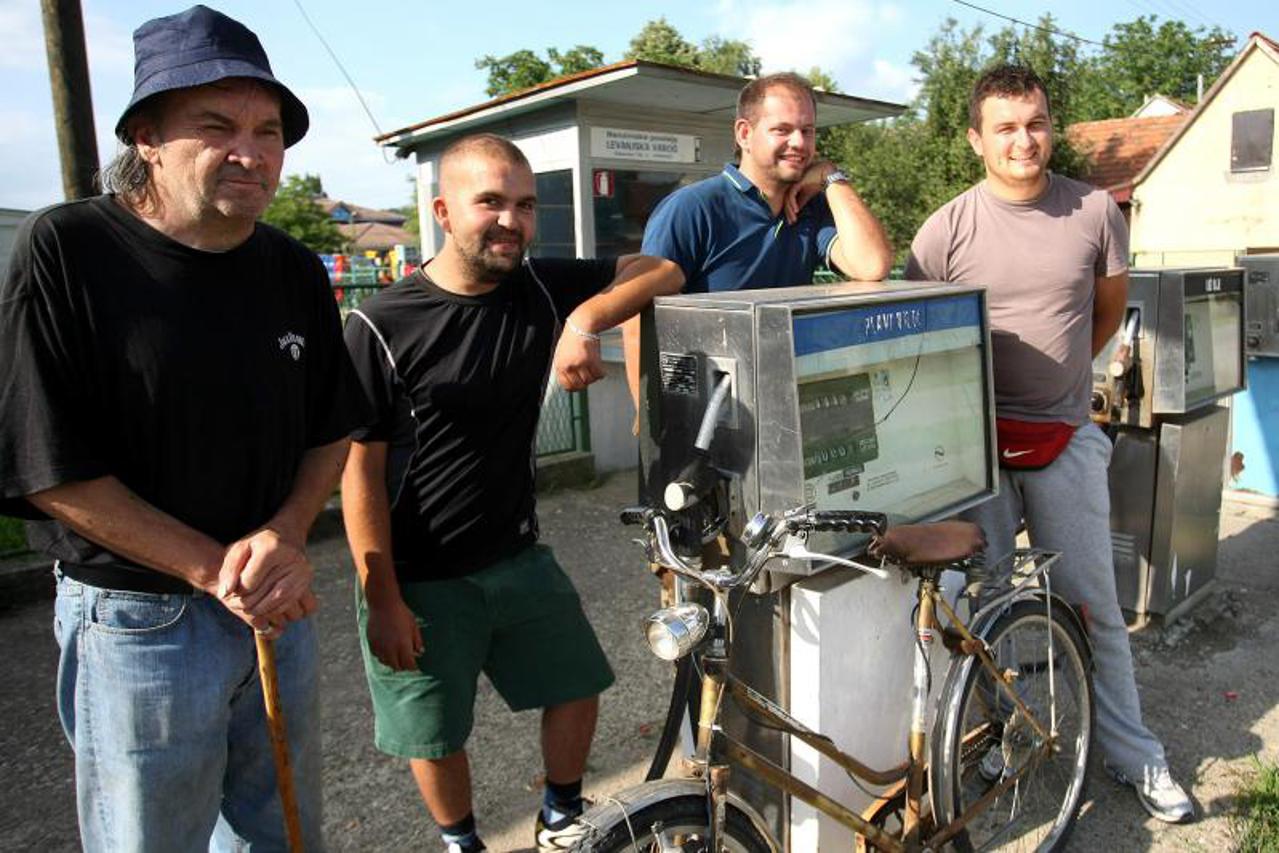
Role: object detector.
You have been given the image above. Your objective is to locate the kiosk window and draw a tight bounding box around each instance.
[593,170,708,256]
[1231,109,1274,172]
[531,170,575,259]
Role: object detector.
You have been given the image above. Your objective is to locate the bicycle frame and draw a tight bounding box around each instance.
[683,551,1070,853]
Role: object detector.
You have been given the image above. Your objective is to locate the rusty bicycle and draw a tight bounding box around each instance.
[573,501,1094,853]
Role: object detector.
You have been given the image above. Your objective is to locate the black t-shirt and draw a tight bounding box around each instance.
[344,257,616,581]
[0,195,369,588]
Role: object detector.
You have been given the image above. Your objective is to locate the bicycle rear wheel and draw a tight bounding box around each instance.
[932,599,1094,852]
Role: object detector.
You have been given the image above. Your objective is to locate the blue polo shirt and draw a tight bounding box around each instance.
[640,162,838,294]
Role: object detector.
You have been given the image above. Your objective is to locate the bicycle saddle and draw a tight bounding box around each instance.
[868,521,985,566]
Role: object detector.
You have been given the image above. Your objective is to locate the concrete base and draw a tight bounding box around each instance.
[535,450,597,491]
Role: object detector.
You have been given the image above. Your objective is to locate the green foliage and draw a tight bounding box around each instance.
[549,45,606,76]
[1072,16,1235,120]
[476,49,551,97]
[625,17,699,67]
[1233,757,1279,852]
[261,174,345,253]
[822,13,1228,260]
[626,18,761,77]
[476,45,607,97]
[399,176,420,237]
[695,35,762,77]
[0,516,27,554]
[806,67,840,93]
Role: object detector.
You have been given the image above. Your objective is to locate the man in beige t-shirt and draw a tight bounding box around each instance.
[906,64,1195,824]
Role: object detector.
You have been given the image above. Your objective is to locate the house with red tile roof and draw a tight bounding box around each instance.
[1068,112,1188,210]
[1127,32,1279,267]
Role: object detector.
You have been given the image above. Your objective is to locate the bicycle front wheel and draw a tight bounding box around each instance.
[932,599,1094,852]
[574,791,774,853]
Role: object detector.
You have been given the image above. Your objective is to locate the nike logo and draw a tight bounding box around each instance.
[1002,449,1035,459]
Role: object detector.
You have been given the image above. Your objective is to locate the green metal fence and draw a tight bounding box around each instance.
[536,383,590,457]
[332,284,384,317]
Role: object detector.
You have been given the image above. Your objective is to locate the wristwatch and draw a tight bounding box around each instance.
[823,169,850,189]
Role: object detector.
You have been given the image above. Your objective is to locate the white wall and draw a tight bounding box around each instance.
[1131,45,1279,267]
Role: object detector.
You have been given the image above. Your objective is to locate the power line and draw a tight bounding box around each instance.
[290,0,395,160]
[951,0,1105,46]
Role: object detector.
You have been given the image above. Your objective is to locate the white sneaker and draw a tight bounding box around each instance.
[1106,763,1196,824]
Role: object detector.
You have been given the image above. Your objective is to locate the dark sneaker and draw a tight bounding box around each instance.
[535,807,590,851]
[1106,762,1196,824]
[444,838,485,853]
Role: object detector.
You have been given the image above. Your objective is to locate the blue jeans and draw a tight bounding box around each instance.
[54,570,324,852]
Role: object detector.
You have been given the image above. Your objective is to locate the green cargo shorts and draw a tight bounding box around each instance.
[357,544,615,759]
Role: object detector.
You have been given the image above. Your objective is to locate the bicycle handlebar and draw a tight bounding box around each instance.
[621,504,890,589]
[785,509,887,536]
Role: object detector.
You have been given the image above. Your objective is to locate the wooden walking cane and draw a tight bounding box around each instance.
[255,629,305,853]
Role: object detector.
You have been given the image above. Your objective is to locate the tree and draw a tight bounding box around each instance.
[626,18,761,77]
[475,49,552,97]
[1071,16,1235,120]
[823,14,1095,260]
[625,17,699,68]
[696,35,762,77]
[398,177,420,237]
[476,44,608,97]
[549,45,606,76]
[806,67,840,93]
[261,173,344,253]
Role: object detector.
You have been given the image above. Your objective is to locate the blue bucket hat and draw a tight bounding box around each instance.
[115,5,309,148]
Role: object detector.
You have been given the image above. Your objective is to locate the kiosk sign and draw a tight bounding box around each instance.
[590,126,701,163]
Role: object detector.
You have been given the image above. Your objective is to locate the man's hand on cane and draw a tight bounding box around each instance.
[217,527,318,632]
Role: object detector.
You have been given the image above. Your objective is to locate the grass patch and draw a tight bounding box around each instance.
[1234,757,1279,852]
[0,515,28,554]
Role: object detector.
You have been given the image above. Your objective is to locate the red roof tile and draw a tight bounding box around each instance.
[1066,114,1187,193]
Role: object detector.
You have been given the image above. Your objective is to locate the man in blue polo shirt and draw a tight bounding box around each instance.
[624,72,891,398]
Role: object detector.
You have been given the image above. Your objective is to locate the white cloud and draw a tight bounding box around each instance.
[0,1,50,70]
[713,0,892,77]
[83,9,136,77]
[869,58,919,103]
[0,108,62,210]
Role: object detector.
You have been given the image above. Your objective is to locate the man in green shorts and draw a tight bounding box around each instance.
[341,133,680,852]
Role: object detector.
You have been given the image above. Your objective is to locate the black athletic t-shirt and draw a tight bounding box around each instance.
[343,257,616,581]
[0,195,369,588]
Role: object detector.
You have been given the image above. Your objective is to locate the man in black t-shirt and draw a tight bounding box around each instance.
[341,133,680,853]
[0,8,366,850]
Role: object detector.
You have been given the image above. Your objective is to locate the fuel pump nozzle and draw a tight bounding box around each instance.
[664,373,733,511]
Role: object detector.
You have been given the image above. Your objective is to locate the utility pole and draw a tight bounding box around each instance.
[41,0,99,201]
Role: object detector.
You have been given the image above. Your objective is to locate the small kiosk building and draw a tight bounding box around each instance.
[377,62,904,474]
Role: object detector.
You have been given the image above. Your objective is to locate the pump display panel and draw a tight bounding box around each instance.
[1182,282,1243,406]
[643,281,997,574]
[792,294,989,523]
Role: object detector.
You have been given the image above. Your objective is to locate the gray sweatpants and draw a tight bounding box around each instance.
[961,422,1167,778]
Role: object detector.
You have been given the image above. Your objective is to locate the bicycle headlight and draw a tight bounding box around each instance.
[644,603,710,661]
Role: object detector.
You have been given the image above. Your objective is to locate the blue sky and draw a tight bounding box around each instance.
[0,0,1270,211]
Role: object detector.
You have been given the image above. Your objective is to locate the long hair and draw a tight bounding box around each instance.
[99,97,163,207]
[99,145,151,204]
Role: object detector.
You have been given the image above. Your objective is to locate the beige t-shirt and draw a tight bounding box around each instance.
[905,174,1128,424]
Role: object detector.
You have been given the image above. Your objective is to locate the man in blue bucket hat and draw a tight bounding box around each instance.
[0,5,367,849]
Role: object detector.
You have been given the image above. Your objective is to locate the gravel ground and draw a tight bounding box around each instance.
[1,473,1276,851]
